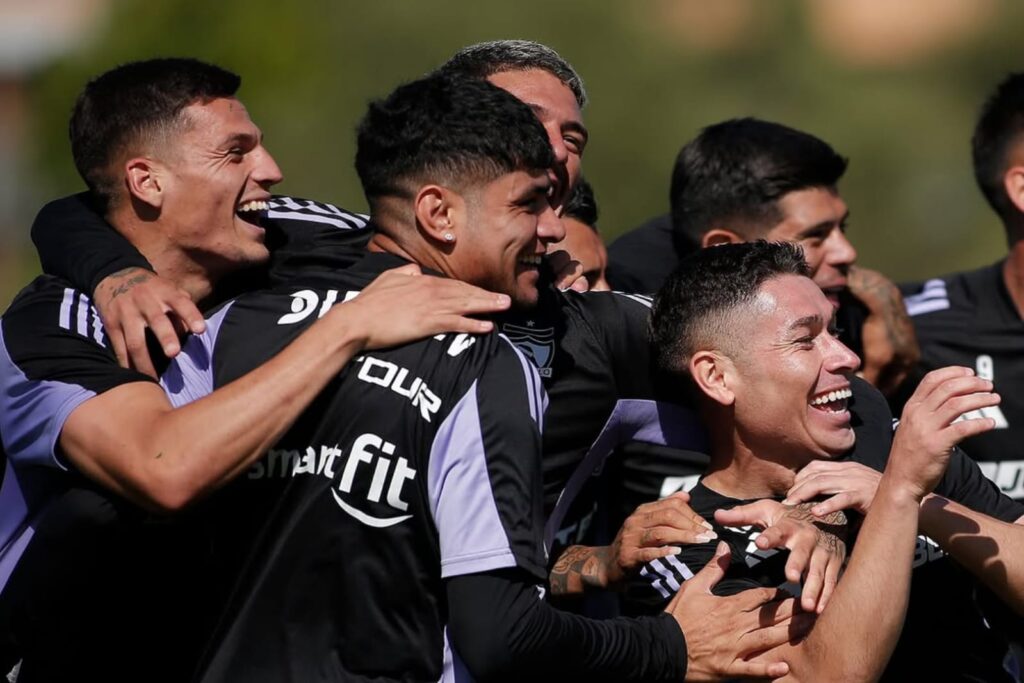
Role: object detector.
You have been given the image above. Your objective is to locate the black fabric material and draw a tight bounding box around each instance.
[31,193,152,294]
[446,569,687,682]
[605,214,679,295]
[0,484,213,683]
[903,261,1024,500]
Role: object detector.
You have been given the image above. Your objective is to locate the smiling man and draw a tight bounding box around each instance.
[609,118,919,398]
[639,241,1022,682]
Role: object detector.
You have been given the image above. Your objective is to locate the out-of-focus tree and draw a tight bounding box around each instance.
[8,0,1024,309]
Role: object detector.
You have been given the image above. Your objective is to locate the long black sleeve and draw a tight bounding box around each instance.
[447,569,687,682]
[31,193,152,293]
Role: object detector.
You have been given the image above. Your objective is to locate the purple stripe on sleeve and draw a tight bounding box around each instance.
[160,302,235,407]
[427,380,517,578]
[0,326,95,471]
[0,458,34,593]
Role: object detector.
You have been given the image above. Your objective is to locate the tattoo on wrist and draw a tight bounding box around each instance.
[106,271,152,302]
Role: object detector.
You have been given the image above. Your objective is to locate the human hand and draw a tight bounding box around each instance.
[94,267,205,377]
[606,492,716,588]
[667,542,809,681]
[342,265,510,349]
[783,460,883,517]
[715,500,847,614]
[887,366,999,501]
[847,265,919,395]
[546,249,589,292]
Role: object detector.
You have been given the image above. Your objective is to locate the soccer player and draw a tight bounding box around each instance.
[608,118,919,398]
[163,73,798,683]
[643,241,1024,681]
[903,72,1024,500]
[0,58,508,680]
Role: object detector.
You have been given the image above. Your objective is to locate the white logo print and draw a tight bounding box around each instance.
[355,356,441,422]
[250,433,417,528]
[277,288,359,325]
[953,355,1008,429]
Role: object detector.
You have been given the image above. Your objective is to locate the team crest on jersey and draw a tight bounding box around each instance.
[503,322,555,378]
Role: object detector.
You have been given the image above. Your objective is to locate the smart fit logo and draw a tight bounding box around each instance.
[249,432,417,528]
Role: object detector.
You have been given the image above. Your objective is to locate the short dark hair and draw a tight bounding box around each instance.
[669,118,848,252]
[561,176,599,230]
[650,241,810,378]
[70,57,241,207]
[972,72,1024,224]
[355,74,554,204]
[438,39,587,108]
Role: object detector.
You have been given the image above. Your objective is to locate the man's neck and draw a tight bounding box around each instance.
[701,427,799,500]
[1002,239,1024,319]
[110,212,216,305]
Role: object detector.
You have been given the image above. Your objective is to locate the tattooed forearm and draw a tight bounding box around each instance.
[549,545,610,596]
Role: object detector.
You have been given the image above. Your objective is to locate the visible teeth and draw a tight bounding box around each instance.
[810,388,852,406]
[238,200,269,213]
[519,255,542,266]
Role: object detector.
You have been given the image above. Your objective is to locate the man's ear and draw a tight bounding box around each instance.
[413,184,464,247]
[124,157,165,210]
[1003,165,1024,216]
[701,228,744,248]
[689,350,736,406]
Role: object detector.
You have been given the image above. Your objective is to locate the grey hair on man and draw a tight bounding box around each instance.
[437,39,587,108]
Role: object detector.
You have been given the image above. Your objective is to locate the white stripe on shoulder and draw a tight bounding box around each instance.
[613,292,654,308]
[268,196,369,230]
[904,278,949,316]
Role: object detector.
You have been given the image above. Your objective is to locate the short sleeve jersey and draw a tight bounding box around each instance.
[0,276,155,589]
[167,252,548,683]
[903,261,1024,499]
[631,439,1024,682]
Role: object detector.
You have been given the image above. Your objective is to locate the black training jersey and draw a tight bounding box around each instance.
[162,252,548,683]
[630,440,1024,682]
[903,261,1024,499]
[0,276,156,589]
[498,285,658,514]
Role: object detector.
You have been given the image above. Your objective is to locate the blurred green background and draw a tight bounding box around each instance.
[2,0,1023,306]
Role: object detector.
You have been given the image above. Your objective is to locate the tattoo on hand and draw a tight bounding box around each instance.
[102,268,153,303]
[784,503,848,554]
[549,545,610,596]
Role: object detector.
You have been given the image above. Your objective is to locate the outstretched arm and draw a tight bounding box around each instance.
[59,267,510,511]
[451,558,798,682]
